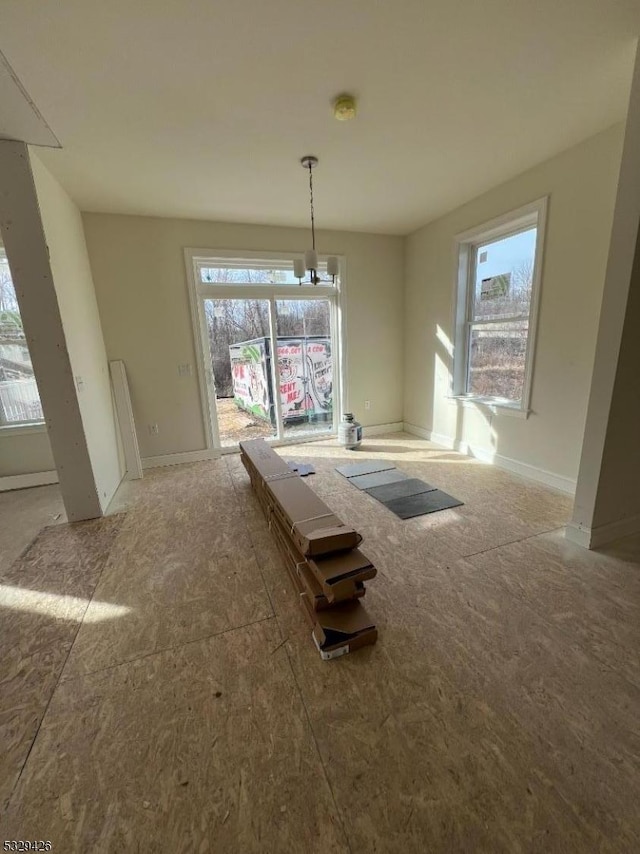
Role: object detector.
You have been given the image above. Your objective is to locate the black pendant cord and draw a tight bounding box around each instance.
[308,161,316,251]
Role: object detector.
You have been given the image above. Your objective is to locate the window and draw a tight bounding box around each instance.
[452,199,547,413]
[0,248,44,426]
[197,258,334,287]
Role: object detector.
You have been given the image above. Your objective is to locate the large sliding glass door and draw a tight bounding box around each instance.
[187,253,342,452]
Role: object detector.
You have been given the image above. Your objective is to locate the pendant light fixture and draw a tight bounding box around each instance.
[293,155,339,285]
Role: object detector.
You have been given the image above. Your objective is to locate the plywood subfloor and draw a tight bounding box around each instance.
[0,483,66,575]
[2,433,640,852]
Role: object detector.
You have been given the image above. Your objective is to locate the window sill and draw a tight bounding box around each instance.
[0,423,47,436]
[447,396,531,419]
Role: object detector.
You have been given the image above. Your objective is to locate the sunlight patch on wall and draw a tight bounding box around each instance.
[436,324,454,358]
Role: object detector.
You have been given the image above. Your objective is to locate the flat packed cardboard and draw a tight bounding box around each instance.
[240,438,292,480]
[266,476,361,556]
[269,502,365,609]
[298,561,365,610]
[241,439,360,557]
[241,438,378,658]
[300,594,378,660]
[307,549,377,603]
[270,514,307,600]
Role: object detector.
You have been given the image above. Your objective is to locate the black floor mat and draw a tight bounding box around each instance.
[287,461,316,476]
[337,461,463,519]
[336,461,396,478]
[348,469,409,490]
[383,489,463,520]
[365,477,436,503]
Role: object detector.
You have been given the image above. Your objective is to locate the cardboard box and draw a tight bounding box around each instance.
[307,549,377,603]
[265,476,361,557]
[268,504,365,609]
[268,504,306,596]
[240,438,293,480]
[241,439,361,557]
[240,443,296,509]
[297,561,365,611]
[241,438,378,658]
[300,594,378,660]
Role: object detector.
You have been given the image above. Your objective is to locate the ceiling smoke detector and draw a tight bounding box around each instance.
[333,94,357,121]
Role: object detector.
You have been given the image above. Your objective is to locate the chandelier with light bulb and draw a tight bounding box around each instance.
[293,156,338,285]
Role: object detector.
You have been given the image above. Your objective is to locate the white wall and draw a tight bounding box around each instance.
[0,429,55,478]
[404,124,624,491]
[31,154,122,510]
[82,214,404,460]
[591,230,640,528]
[568,47,640,546]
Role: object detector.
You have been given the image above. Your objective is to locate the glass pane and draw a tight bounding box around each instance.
[275,300,333,437]
[0,251,44,425]
[468,321,528,402]
[204,299,276,447]
[199,264,333,286]
[472,227,537,321]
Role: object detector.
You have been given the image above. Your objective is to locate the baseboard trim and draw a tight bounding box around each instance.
[566,513,640,549]
[0,470,59,492]
[142,427,404,467]
[363,421,404,437]
[402,422,434,441]
[403,422,576,495]
[141,449,218,470]
[564,522,593,548]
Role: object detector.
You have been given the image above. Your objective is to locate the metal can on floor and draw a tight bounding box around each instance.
[338,413,362,450]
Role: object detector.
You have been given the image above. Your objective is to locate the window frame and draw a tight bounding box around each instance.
[183,247,347,454]
[451,197,548,416]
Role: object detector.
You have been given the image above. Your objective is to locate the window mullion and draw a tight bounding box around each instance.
[467,315,529,328]
[463,245,477,393]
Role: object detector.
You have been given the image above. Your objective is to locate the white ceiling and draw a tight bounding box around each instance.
[1,0,639,235]
[0,51,60,148]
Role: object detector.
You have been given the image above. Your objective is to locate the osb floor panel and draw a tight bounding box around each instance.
[1,433,640,853]
[0,484,67,576]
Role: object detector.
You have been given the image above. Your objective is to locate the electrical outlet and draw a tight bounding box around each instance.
[148,423,159,435]
[178,363,192,377]
[364,400,371,410]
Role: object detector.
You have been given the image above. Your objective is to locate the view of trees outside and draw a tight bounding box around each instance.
[0,254,43,424]
[275,300,329,338]
[467,229,536,402]
[205,299,271,399]
[200,264,331,287]
[200,267,297,286]
[204,293,333,445]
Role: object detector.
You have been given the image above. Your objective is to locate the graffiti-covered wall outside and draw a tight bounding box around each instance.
[228,339,272,421]
[229,336,332,424]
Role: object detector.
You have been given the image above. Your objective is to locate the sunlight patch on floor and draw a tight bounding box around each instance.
[0,584,131,623]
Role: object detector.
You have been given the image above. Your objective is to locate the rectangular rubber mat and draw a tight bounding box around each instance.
[365,477,436,503]
[336,461,396,479]
[348,469,409,490]
[383,489,463,520]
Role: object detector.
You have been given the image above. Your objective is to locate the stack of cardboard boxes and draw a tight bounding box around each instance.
[240,439,378,659]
